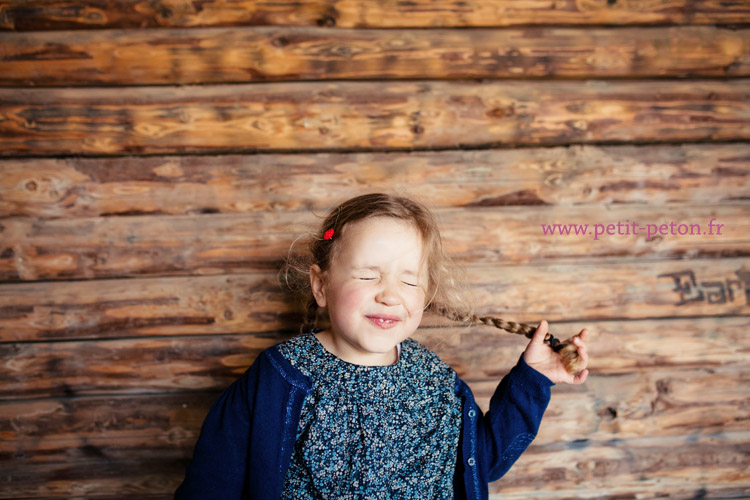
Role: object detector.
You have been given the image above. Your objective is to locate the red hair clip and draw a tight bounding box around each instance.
[323,228,335,240]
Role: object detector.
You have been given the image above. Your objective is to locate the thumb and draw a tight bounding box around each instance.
[530,320,548,346]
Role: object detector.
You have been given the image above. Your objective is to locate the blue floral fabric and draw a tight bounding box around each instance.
[276,332,462,499]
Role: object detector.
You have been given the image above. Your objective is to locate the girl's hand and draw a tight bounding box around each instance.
[523,320,589,385]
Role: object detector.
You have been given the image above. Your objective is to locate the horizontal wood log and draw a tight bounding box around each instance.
[492,431,750,499]
[1,0,748,30]
[0,393,216,456]
[1,204,748,281]
[0,334,285,398]
[2,144,748,219]
[2,313,748,398]
[0,458,186,498]
[0,273,296,342]
[2,26,748,86]
[1,80,748,156]
[2,258,749,343]
[418,316,750,381]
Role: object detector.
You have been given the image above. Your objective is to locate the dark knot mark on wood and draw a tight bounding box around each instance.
[466,189,550,207]
[0,304,33,320]
[191,0,208,13]
[486,105,515,119]
[568,439,590,450]
[317,7,339,27]
[272,36,290,48]
[599,180,680,192]
[1,47,92,62]
[81,444,107,459]
[156,3,173,18]
[597,406,618,420]
[410,111,424,135]
[37,315,215,340]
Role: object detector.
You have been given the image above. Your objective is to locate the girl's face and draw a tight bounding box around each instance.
[310,217,428,366]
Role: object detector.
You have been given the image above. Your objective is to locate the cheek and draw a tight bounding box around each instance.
[330,283,370,311]
[405,289,427,315]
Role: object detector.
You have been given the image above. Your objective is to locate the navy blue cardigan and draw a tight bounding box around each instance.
[175,343,553,500]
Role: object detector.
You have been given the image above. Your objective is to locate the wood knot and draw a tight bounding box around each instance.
[486,105,515,118]
[317,15,336,27]
[272,36,290,48]
[597,406,618,420]
[157,5,173,18]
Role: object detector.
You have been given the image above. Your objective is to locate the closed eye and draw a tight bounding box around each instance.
[402,281,418,287]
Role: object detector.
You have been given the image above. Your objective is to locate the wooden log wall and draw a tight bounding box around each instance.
[1,1,749,498]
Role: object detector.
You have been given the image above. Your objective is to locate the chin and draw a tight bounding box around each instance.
[360,330,409,352]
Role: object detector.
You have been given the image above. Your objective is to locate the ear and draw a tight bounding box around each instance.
[310,264,327,308]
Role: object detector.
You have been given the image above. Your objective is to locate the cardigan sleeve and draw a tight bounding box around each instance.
[173,358,255,500]
[174,347,312,500]
[476,355,554,482]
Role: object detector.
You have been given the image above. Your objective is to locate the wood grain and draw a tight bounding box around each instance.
[2,255,748,338]
[1,80,748,156]
[2,26,748,86]
[1,204,748,281]
[418,316,750,381]
[2,316,747,429]
[1,0,748,30]
[0,273,295,342]
[2,316,747,496]
[3,318,747,397]
[0,459,186,498]
[0,334,284,398]
[1,363,748,497]
[491,431,750,499]
[4,432,748,498]
[2,144,748,219]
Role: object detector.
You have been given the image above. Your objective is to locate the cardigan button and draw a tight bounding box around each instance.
[467,457,476,467]
[468,409,476,418]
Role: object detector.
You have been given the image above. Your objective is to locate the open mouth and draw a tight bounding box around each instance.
[366,315,400,329]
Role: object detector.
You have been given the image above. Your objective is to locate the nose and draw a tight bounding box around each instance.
[375,279,401,307]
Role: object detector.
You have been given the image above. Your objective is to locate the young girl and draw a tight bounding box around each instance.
[175,193,589,500]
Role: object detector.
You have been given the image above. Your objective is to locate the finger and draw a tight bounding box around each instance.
[568,337,588,369]
[573,332,589,370]
[571,369,589,385]
[530,320,548,346]
[577,345,589,371]
[577,328,590,342]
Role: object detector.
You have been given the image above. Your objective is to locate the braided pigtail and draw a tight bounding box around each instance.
[300,297,319,334]
[472,313,582,374]
[433,306,583,375]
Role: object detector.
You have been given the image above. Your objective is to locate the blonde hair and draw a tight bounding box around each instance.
[280,192,581,374]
